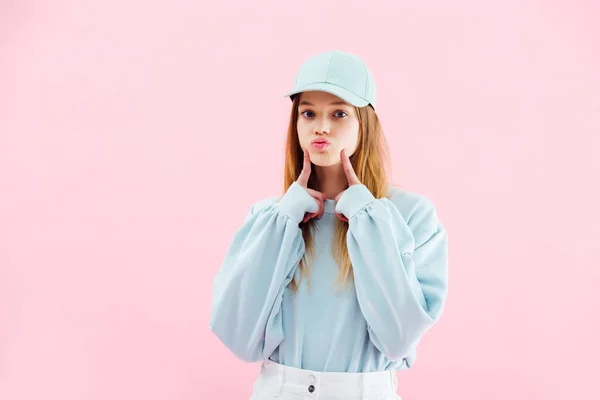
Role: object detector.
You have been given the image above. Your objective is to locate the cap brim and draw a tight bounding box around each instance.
[283,82,370,108]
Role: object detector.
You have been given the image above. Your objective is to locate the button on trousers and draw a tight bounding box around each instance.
[250,359,401,400]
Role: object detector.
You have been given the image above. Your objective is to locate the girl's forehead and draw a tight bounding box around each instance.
[299,91,348,105]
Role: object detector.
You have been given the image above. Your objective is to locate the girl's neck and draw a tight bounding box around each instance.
[314,163,348,200]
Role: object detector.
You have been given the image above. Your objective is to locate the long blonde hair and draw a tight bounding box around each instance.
[283,95,392,292]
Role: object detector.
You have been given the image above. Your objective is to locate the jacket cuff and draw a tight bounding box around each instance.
[335,184,376,220]
[275,182,318,223]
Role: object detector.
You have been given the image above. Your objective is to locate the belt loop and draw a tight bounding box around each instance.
[390,369,398,391]
[276,364,284,396]
[360,372,366,400]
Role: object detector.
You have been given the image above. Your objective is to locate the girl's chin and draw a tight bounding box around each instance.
[309,153,341,167]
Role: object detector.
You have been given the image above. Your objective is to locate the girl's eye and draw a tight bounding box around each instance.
[300,110,348,118]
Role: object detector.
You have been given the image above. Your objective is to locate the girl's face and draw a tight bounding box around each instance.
[297,91,360,167]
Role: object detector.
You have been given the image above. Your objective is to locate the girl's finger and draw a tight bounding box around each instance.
[297,149,311,187]
[341,149,360,186]
[335,212,349,222]
[305,188,326,199]
[317,198,324,219]
[303,212,314,223]
[304,190,326,219]
[305,188,322,199]
[318,193,327,218]
[306,188,327,201]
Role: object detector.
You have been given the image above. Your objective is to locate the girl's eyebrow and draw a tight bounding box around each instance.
[299,101,350,107]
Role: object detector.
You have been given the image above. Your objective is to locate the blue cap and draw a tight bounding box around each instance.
[284,50,377,110]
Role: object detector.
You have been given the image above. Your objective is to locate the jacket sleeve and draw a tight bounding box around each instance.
[335,184,449,360]
[209,182,318,362]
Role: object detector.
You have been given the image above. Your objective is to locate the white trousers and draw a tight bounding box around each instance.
[250,359,401,400]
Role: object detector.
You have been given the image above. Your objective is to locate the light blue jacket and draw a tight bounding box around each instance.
[209,182,448,372]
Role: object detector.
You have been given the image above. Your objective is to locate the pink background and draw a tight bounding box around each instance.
[1,1,599,399]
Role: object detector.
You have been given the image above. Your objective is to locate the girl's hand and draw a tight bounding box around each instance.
[297,149,327,223]
[334,149,361,222]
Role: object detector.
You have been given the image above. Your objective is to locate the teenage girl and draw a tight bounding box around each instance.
[209,50,449,400]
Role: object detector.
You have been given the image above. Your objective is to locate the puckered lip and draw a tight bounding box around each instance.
[311,138,330,145]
